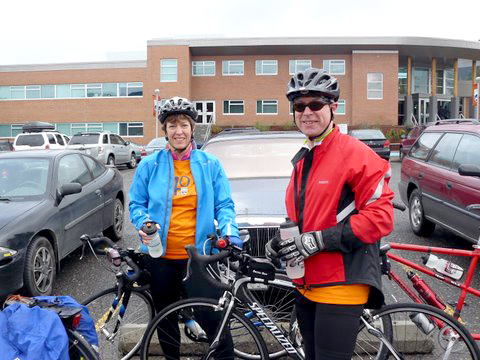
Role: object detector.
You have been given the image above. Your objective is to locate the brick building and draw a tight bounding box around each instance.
[1,36,479,143]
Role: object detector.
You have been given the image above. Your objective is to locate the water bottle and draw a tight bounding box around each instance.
[279,218,303,279]
[141,221,163,258]
[184,319,207,340]
[421,254,464,280]
[409,312,435,335]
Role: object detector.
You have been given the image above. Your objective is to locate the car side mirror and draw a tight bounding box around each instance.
[124,141,130,146]
[458,164,480,177]
[56,182,82,205]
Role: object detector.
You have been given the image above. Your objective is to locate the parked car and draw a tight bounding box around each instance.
[67,132,137,168]
[129,142,146,163]
[348,128,390,160]
[143,137,168,159]
[0,140,14,152]
[399,120,480,243]
[14,122,70,151]
[400,124,428,160]
[202,131,305,257]
[0,150,125,297]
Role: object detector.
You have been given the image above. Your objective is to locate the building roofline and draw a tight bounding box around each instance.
[0,60,147,73]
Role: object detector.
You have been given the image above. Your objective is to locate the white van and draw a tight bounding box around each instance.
[13,122,70,151]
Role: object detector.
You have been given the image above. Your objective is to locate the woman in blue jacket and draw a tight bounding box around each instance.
[129,96,239,359]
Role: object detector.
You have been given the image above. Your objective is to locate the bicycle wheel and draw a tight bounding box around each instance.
[140,297,269,360]
[355,303,480,360]
[68,329,100,360]
[82,287,154,360]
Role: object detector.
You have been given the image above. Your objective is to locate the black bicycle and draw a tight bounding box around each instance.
[80,234,155,360]
[140,239,480,360]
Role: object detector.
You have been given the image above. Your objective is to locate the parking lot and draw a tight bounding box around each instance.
[53,160,480,344]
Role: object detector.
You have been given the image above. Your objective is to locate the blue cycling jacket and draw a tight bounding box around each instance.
[129,147,239,255]
[0,303,69,360]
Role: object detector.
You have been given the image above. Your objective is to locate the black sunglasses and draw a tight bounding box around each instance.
[293,101,329,112]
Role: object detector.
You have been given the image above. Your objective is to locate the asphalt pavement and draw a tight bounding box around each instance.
[53,159,480,348]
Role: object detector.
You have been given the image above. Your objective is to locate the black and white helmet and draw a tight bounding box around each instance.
[158,96,198,124]
[286,68,340,102]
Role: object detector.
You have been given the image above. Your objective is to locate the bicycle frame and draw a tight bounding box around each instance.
[387,242,480,340]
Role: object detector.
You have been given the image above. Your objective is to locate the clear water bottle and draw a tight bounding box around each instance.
[421,254,464,280]
[184,319,207,340]
[141,221,163,258]
[409,312,435,335]
[280,218,304,279]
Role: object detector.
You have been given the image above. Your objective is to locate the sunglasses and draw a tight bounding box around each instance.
[293,101,329,112]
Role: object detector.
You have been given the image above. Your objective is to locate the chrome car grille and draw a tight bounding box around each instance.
[241,226,279,257]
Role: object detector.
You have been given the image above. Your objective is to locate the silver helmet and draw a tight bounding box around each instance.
[158,96,198,124]
[286,68,340,102]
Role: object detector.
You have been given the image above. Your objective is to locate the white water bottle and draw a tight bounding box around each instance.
[142,221,163,258]
[280,218,304,279]
[421,254,464,280]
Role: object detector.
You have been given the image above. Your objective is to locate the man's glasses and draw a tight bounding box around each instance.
[293,101,329,112]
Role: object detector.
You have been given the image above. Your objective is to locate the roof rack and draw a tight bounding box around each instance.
[433,119,479,125]
[22,121,56,133]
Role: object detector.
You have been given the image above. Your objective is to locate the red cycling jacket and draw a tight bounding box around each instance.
[286,126,394,309]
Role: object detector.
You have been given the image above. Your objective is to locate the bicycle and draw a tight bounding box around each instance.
[3,295,99,360]
[79,234,155,360]
[381,239,480,341]
[140,240,480,359]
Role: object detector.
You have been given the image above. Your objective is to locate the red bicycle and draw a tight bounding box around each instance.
[382,240,480,340]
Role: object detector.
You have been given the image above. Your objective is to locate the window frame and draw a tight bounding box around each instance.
[192,61,216,76]
[223,100,245,115]
[289,60,312,75]
[119,122,144,137]
[367,73,384,100]
[256,99,278,115]
[222,60,245,76]
[160,59,178,82]
[323,59,346,75]
[336,99,346,115]
[255,60,278,75]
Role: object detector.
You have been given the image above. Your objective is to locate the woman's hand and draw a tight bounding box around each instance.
[138,223,160,245]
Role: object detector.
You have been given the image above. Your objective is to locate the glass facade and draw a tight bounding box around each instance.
[0,82,143,100]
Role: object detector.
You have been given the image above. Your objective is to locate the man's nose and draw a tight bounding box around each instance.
[303,105,314,115]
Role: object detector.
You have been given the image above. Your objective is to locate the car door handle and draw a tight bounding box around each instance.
[95,189,102,197]
[418,173,424,179]
[467,204,480,211]
[446,182,453,189]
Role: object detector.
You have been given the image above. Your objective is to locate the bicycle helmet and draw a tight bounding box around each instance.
[286,68,340,102]
[158,96,198,124]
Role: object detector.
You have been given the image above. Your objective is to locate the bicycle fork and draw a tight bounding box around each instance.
[360,316,404,360]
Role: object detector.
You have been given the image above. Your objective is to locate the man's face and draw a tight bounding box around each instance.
[294,96,338,138]
[166,117,193,150]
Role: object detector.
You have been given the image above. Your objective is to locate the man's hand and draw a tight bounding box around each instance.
[278,231,325,266]
[265,233,282,267]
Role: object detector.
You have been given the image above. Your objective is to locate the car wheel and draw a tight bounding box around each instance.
[127,153,137,169]
[107,155,115,166]
[409,189,435,236]
[23,236,56,296]
[103,198,124,242]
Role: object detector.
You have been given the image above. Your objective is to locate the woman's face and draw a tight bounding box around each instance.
[166,116,193,150]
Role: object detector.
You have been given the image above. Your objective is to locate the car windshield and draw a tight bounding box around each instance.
[0,158,50,197]
[350,129,385,139]
[15,134,45,146]
[203,137,304,178]
[70,134,100,145]
[147,138,167,147]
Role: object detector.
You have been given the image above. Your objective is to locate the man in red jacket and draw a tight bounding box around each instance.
[266,68,394,359]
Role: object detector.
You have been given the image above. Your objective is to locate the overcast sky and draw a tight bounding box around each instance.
[1,0,479,66]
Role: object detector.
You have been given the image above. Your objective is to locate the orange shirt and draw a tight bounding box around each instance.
[165,160,197,259]
[300,284,370,305]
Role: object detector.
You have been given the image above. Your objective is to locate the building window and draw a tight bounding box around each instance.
[367,73,383,100]
[222,60,244,76]
[444,69,454,95]
[161,59,178,82]
[223,100,244,114]
[71,123,104,134]
[192,61,215,76]
[398,67,407,95]
[87,84,102,97]
[26,85,41,99]
[119,122,144,136]
[12,125,23,137]
[289,60,311,75]
[336,100,346,115]
[102,83,118,97]
[256,60,278,75]
[71,84,86,98]
[413,68,430,94]
[11,86,25,99]
[323,60,345,75]
[256,100,278,114]
[41,85,55,98]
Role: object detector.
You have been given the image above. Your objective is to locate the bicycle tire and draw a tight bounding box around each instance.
[358,303,480,360]
[68,328,100,360]
[140,297,269,360]
[82,287,154,360]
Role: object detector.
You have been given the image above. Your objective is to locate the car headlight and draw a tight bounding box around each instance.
[0,247,17,257]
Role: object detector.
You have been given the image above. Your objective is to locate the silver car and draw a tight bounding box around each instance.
[68,132,137,168]
[143,137,168,159]
[202,131,305,256]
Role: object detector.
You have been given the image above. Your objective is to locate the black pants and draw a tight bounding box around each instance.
[144,256,233,360]
[295,292,364,360]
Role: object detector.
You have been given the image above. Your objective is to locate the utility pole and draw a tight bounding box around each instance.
[154,89,160,138]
